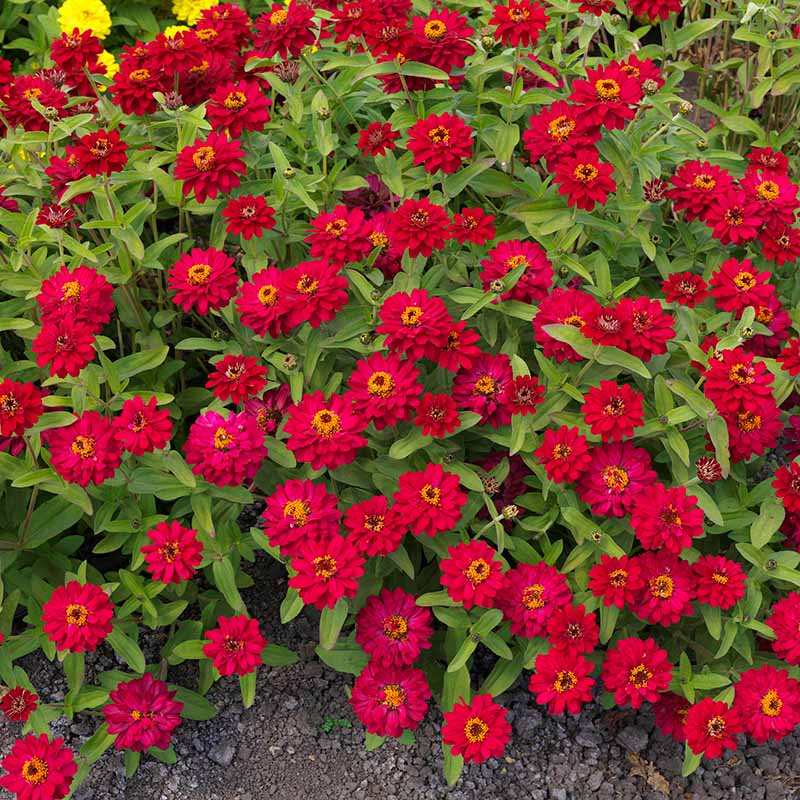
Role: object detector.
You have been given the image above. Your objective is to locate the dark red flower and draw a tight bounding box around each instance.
[344,495,406,557]
[289,534,365,610]
[695,456,724,483]
[778,338,800,376]
[32,319,96,378]
[206,355,268,404]
[692,555,746,608]
[347,352,421,430]
[498,562,572,638]
[141,521,203,584]
[37,264,114,330]
[703,188,763,245]
[355,588,433,667]
[357,122,400,157]
[407,112,474,174]
[0,380,43,438]
[113,395,172,456]
[47,411,122,487]
[630,483,705,553]
[387,198,451,258]
[581,380,644,442]
[235,267,292,338]
[501,375,544,417]
[742,168,799,227]
[410,8,474,73]
[631,551,694,626]
[708,258,774,313]
[662,272,708,307]
[174,132,246,204]
[440,540,507,610]
[5,76,67,132]
[685,698,742,759]
[203,615,267,676]
[392,463,467,537]
[480,239,553,303]
[759,224,800,265]
[244,385,291,436]
[431,320,482,372]
[450,206,496,245]
[733,665,800,744]
[766,592,800,665]
[523,101,601,167]
[42,581,114,653]
[588,554,645,609]
[376,288,451,360]
[51,28,103,74]
[553,148,616,211]
[618,296,675,361]
[490,0,549,47]
[280,260,350,330]
[222,194,276,239]
[569,64,642,130]
[546,604,599,655]
[653,692,690,742]
[703,347,774,417]
[747,147,789,173]
[534,426,591,484]
[206,81,271,137]
[1,687,38,723]
[529,651,595,715]
[442,694,511,764]
[627,0,682,19]
[414,393,461,438]
[532,288,601,362]
[110,62,166,116]
[71,129,128,176]
[168,247,239,315]
[666,160,735,221]
[452,353,513,429]
[0,734,76,800]
[306,205,372,267]
[253,3,317,58]
[350,662,431,738]
[36,203,75,228]
[283,391,367,470]
[601,636,673,709]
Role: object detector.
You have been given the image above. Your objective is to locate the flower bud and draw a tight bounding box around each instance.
[642,79,660,96]
[558,266,569,279]
[316,107,330,120]
[282,354,298,370]
[590,530,602,543]
[283,167,296,179]
[501,504,520,520]
[489,279,505,293]
[697,138,708,150]
[767,29,778,41]
[678,100,693,115]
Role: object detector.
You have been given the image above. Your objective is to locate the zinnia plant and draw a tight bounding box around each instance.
[1,0,800,792]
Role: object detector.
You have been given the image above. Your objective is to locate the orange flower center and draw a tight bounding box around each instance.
[628,663,652,688]
[728,363,753,384]
[706,715,726,738]
[24,88,43,100]
[61,280,82,301]
[760,690,783,717]
[464,558,491,586]
[401,305,424,326]
[419,483,441,506]
[522,583,545,610]
[756,180,779,201]
[270,9,288,25]
[159,541,181,563]
[509,7,531,21]
[410,210,429,227]
[711,572,728,585]
[258,284,278,306]
[464,716,489,743]
[311,409,341,437]
[370,231,389,249]
[187,263,211,285]
[89,138,111,157]
[548,115,576,142]
[724,207,744,226]
[367,371,395,397]
[473,375,497,396]
[692,174,715,190]
[284,499,310,526]
[224,91,247,110]
[381,684,406,709]
[65,603,89,626]
[552,443,572,460]
[213,427,234,450]
[660,505,682,526]
[733,271,755,291]
[595,79,620,100]
[609,568,628,587]
[737,411,761,432]
[602,397,626,417]
[296,274,319,295]
[424,20,447,40]
[325,219,348,237]
[553,670,577,692]
[649,574,674,598]
[364,513,384,532]
[129,68,150,82]
[70,435,96,459]
[602,466,629,491]
[428,125,450,144]
[192,146,216,172]
[383,614,409,640]
[314,554,337,579]
[563,314,584,327]
[22,757,48,786]
[573,163,599,183]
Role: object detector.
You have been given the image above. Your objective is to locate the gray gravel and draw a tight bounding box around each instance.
[2,555,800,800]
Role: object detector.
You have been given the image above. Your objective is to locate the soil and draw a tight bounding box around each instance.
[2,555,800,800]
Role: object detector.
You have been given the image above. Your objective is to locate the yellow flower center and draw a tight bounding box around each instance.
[428,125,450,144]
[367,371,395,398]
[70,435,96,459]
[522,583,545,610]
[223,91,247,110]
[383,614,409,640]
[602,397,626,417]
[381,684,406,709]
[609,569,628,587]
[213,427,234,450]
[711,572,728,585]
[473,375,497,396]
[419,483,441,506]
[401,305,424,326]
[258,284,278,306]
[187,263,211,285]
[464,717,489,743]
[602,466,629,491]
[548,115,576,142]
[563,314,584,327]
[22,757,48,786]
[424,20,447,40]
[692,174,715,190]
[756,180,780,201]
[760,690,783,717]
[296,274,318,295]
[733,271,755,291]
[65,603,89,626]
[728,363,753,384]
[573,163,599,183]
[314,554,337,579]
[553,670,577,692]
[270,9,288,25]
[370,231,389,249]
[509,7,531,20]
[24,88,43,100]
[595,79,620,100]
[552,444,572,460]
[737,411,761,432]
[628,663,652,688]
[649,574,674,599]
[324,219,348,237]
[283,499,310,526]
[311,409,341,437]
[464,558,491,586]
[89,138,111,157]
[364,513,384,532]
[61,280,82,301]
[159,541,181,563]
[191,146,216,172]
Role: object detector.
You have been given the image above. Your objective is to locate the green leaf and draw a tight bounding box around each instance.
[751,499,784,548]
[262,644,299,667]
[388,428,429,460]
[471,608,504,638]
[172,639,206,660]
[479,653,524,697]
[319,598,349,650]
[365,732,386,751]
[700,604,722,640]
[280,588,304,623]
[682,745,703,777]
[115,347,169,380]
[174,687,218,720]
[80,723,115,764]
[63,651,84,693]
[416,590,459,607]
[315,642,369,675]
[106,628,146,673]
[707,416,730,476]
[444,750,464,786]
[447,636,478,673]
[599,604,619,645]
[21,497,84,549]
[240,671,257,708]
[212,558,244,613]
[125,750,140,778]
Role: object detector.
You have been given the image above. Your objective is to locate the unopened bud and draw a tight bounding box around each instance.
[558,266,569,279]
[481,35,494,49]
[642,79,660,96]
[697,138,708,150]
[678,100,693,114]
[282,354,298,370]
[767,29,778,41]
[316,107,330,120]
[283,167,295,179]
[501,504,519,520]
[766,558,777,570]
[489,279,505,293]
[44,106,60,120]
[741,326,754,339]
[590,530,602,543]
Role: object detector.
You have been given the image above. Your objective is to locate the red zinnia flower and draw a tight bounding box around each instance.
[431,320,483,372]
[703,188,763,245]
[141,521,203,584]
[534,426,591,484]
[480,239,553,303]
[696,455,724,483]
[528,651,595,715]
[407,112,474,175]
[666,160,735,221]
[306,205,372,267]
[168,247,239,315]
[588,554,645,608]
[618,55,665,88]
[498,562,572,638]
[584,302,630,349]
[174,132,246,204]
[283,391,367,470]
[253,3,316,58]
[110,62,167,116]
[47,411,121,487]
[617,296,675,361]
[501,375,544,417]
[773,462,800,513]
[572,0,617,15]
[414,393,461,438]
[0,734,76,800]
[733,665,800,744]
[490,0,549,47]
[631,551,694,626]
[351,662,431,738]
[576,441,656,518]
[36,204,75,228]
[280,260,350,330]
[344,495,406,557]
[601,636,673,709]
[759,224,800,266]
[442,694,511,764]
[5,76,67,132]
[532,288,601,362]
[245,385,291,436]
[358,122,400,156]
[347,352,421,430]
[206,355,268,404]
[37,264,114,330]
[261,478,342,557]
[222,194,276,239]
[203,615,267,676]
[630,483,705,553]
[627,0,682,19]
[725,399,782,463]
[376,288,451,360]
[703,347,774,416]
[452,353,513,429]
[708,258,774,313]
[355,588,434,667]
[387,197,451,258]
[440,540,507,610]
[653,692,690,742]
[235,267,292,338]
[569,64,642,130]
[289,534,365,610]
[581,380,644,442]
[206,81,271,137]
[113,395,172,456]
[51,28,103,74]
[662,272,708,307]
[741,168,798,228]
[184,409,266,487]
[45,153,89,205]
[1,687,38,723]
[42,581,114,653]
[0,380,43,438]
[546,603,599,656]
[766,592,800,665]
[523,101,601,167]
[71,129,128,176]
[450,207,496,245]
[411,8,474,73]
[32,319,96,378]
[779,340,800,378]
[747,146,789,173]
[104,673,183,752]
[392,463,467,538]
[685,698,742,759]
[554,148,616,211]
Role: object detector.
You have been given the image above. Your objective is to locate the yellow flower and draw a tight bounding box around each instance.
[164,25,191,39]
[171,0,216,25]
[58,0,112,40]
[96,50,118,91]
